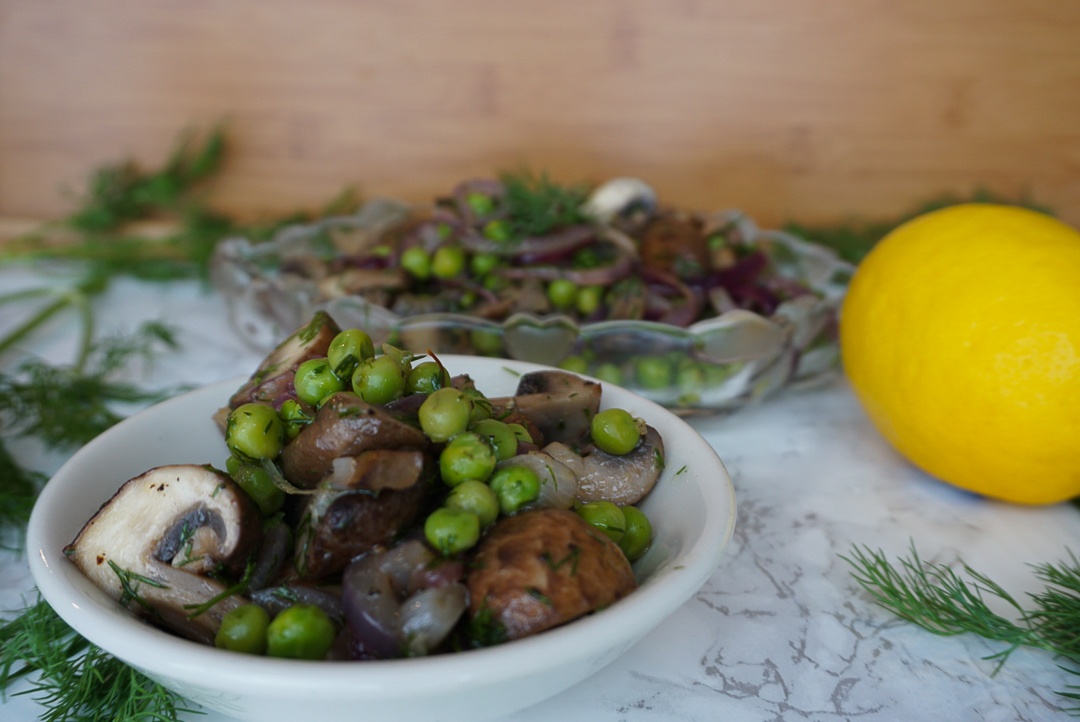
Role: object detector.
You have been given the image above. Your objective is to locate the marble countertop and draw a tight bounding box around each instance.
[2,271,1078,721]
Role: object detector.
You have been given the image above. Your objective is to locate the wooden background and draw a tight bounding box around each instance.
[2,0,1080,231]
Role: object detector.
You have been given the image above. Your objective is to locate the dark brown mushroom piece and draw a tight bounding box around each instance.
[466,508,636,642]
[227,310,341,411]
[279,392,430,489]
[565,425,666,506]
[489,370,601,447]
[291,448,437,581]
[65,464,263,645]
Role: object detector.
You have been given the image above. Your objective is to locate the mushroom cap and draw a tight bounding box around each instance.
[227,310,341,410]
[574,425,666,505]
[280,392,431,488]
[65,464,263,644]
[490,370,601,448]
[466,508,636,641]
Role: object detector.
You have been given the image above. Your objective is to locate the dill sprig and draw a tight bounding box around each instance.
[68,127,225,233]
[1,126,360,284]
[0,322,180,540]
[500,169,590,239]
[0,438,45,546]
[0,598,196,721]
[0,321,180,450]
[843,542,1080,712]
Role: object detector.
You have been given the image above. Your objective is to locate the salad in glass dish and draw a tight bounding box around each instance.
[211,173,852,415]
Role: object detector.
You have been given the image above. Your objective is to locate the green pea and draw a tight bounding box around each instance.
[634,356,674,390]
[226,403,285,461]
[575,501,626,543]
[471,418,519,461]
[278,398,313,440]
[401,246,432,280]
[327,329,375,379]
[675,359,706,393]
[506,422,533,444]
[461,386,493,424]
[215,603,270,655]
[575,285,604,316]
[469,329,503,357]
[439,432,497,486]
[547,278,578,310]
[232,462,286,516]
[406,360,451,395]
[591,407,644,456]
[266,604,336,660]
[489,465,541,514]
[482,219,512,242]
[294,357,346,406]
[593,363,624,386]
[618,505,653,561]
[466,191,495,217]
[470,252,499,277]
[351,355,406,405]
[419,387,473,443]
[558,355,589,374]
[432,245,466,279]
[445,480,500,528]
[424,507,481,556]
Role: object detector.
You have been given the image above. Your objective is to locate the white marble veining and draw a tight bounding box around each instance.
[2,269,1078,721]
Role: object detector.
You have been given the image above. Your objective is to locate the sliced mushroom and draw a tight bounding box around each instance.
[65,464,263,644]
[280,392,430,488]
[490,370,601,447]
[466,508,636,642]
[496,451,579,510]
[574,425,666,505]
[292,449,437,581]
[227,310,341,411]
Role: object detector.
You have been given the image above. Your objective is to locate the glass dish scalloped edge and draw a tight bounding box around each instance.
[209,186,854,416]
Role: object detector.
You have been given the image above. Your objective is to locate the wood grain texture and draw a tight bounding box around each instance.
[2,0,1079,228]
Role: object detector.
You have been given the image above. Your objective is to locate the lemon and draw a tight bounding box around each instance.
[840,203,1080,505]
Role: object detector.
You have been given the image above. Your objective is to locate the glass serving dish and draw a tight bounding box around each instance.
[209,178,853,415]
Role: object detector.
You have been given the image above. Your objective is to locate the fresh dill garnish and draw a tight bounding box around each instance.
[0,126,360,286]
[0,438,45,546]
[526,588,553,607]
[501,170,590,239]
[542,545,582,576]
[184,560,256,619]
[843,542,1080,712]
[0,322,179,541]
[0,321,180,451]
[0,598,195,721]
[108,560,168,614]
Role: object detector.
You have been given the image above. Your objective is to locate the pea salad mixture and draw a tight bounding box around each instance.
[65,311,665,661]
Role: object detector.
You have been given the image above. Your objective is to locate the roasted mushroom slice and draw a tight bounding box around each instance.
[467,508,636,642]
[280,392,430,488]
[573,425,666,505]
[491,370,601,447]
[292,449,437,581]
[65,464,263,645]
[227,310,341,411]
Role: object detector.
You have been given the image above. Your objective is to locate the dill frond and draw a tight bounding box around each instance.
[500,169,590,239]
[0,598,195,721]
[843,541,1080,712]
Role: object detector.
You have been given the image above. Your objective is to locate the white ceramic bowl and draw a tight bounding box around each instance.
[28,356,736,722]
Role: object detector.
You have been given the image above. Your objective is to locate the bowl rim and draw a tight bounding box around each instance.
[27,356,736,703]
